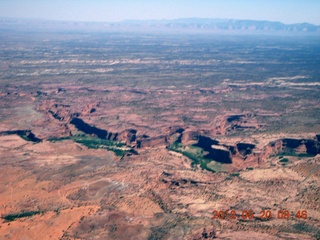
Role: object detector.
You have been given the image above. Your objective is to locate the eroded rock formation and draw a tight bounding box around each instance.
[136,135,167,148]
[212,114,262,135]
[118,129,137,144]
[259,137,320,163]
[35,100,319,170]
[180,130,199,144]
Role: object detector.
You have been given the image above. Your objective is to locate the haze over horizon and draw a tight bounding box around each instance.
[0,0,320,25]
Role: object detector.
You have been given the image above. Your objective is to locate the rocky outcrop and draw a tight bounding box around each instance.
[201,136,319,167]
[160,172,218,187]
[136,135,167,148]
[69,118,138,144]
[190,135,256,164]
[36,101,75,122]
[191,134,319,168]
[212,113,262,135]
[181,130,199,144]
[118,129,137,144]
[81,102,100,115]
[236,143,256,156]
[162,126,185,136]
[259,137,320,163]
[162,126,185,144]
[37,101,99,123]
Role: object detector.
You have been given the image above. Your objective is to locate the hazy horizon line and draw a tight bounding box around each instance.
[1,16,319,26]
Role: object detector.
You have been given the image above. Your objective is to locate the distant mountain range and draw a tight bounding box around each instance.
[119,18,320,34]
[1,17,320,34]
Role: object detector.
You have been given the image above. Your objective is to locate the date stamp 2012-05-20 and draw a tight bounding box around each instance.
[212,209,308,220]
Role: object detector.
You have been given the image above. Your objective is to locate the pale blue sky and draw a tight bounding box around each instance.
[0,0,319,24]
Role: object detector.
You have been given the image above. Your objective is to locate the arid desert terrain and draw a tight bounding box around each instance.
[0,24,320,239]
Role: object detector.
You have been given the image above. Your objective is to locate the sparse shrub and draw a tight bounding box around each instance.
[230,173,240,177]
[279,158,289,163]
